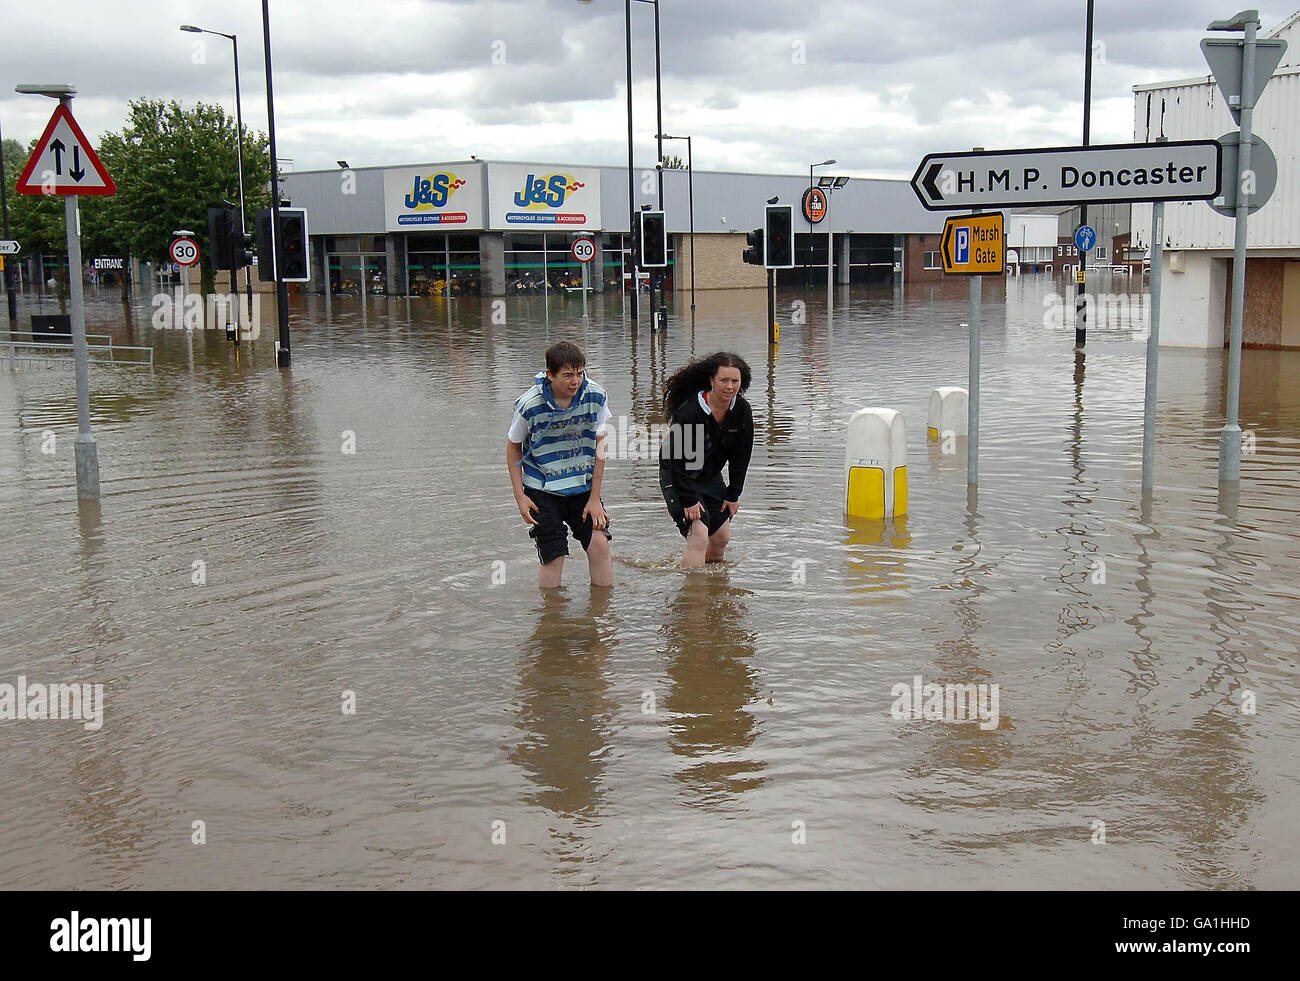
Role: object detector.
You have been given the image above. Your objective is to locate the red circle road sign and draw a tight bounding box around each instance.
[170,238,199,267]
[802,187,828,224]
[571,238,596,263]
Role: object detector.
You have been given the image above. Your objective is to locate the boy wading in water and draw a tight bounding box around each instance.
[659,352,754,568]
[507,341,613,588]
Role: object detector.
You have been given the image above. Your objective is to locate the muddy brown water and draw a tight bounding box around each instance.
[1,275,1298,888]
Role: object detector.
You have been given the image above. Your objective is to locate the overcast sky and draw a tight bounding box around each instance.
[2,0,1294,179]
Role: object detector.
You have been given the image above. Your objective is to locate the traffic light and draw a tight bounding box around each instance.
[207,206,234,271]
[765,205,794,268]
[277,208,310,282]
[230,226,254,270]
[742,227,764,265]
[253,207,311,283]
[639,210,667,267]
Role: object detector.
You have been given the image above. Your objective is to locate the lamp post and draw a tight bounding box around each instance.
[0,112,17,336]
[658,133,693,310]
[256,0,291,366]
[810,158,835,292]
[181,24,252,333]
[15,83,99,498]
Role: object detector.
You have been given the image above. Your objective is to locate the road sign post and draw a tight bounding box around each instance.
[571,236,594,319]
[15,90,116,501]
[1207,11,1286,484]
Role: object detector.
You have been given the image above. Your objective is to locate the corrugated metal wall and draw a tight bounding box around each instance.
[1131,66,1300,251]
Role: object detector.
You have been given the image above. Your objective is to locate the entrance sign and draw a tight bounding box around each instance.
[911,141,1222,210]
[14,104,116,196]
[941,212,1003,276]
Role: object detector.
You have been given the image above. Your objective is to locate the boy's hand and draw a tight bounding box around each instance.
[583,498,609,530]
[516,493,540,525]
[683,502,703,522]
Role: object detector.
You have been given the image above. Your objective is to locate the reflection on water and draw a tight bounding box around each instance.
[1,275,1298,889]
[660,572,766,803]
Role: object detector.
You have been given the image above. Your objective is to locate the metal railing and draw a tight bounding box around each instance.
[1,331,153,368]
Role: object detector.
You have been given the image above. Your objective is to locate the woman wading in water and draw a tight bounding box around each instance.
[658,352,754,568]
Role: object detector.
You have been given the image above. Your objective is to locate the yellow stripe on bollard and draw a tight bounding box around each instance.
[847,466,885,519]
[893,466,908,517]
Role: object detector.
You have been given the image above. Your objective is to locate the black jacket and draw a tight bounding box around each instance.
[659,393,754,511]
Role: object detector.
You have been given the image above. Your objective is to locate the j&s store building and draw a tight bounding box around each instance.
[280,159,951,296]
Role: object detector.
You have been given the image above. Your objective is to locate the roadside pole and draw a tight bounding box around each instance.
[1141,194,1165,492]
[14,86,117,500]
[967,227,981,491]
[1218,16,1257,484]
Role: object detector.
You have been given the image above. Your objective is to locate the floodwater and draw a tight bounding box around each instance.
[1,274,1298,890]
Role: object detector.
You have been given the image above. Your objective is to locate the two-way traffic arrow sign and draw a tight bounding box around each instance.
[911,141,1221,210]
[14,104,116,196]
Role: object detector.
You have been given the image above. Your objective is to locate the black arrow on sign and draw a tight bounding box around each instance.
[941,220,953,273]
[50,139,65,175]
[69,146,85,182]
[922,162,943,204]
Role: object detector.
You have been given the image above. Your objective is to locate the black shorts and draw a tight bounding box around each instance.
[524,487,612,564]
[670,494,733,539]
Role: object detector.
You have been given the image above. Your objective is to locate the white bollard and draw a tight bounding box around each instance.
[927,386,968,441]
[844,408,908,519]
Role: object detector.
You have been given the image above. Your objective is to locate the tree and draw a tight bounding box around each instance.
[662,154,686,170]
[4,100,272,299]
[103,99,273,295]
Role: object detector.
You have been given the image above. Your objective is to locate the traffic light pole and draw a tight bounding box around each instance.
[262,0,290,367]
[767,269,775,346]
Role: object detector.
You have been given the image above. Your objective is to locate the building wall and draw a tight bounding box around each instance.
[1285,261,1300,348]
[905,233,944,283]
[1222,257,1299,348]
[1160,250,1228,347]
[679,232,767,290]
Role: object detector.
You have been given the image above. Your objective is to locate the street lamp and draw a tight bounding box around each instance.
[809,158,836,289]
[16,82,100,498]
[181,24,253,333]
[0,111,17,333]
[658,133,693,310]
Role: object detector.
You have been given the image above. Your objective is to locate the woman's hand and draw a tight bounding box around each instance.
[683,502,704,522]
[722,499,740,517]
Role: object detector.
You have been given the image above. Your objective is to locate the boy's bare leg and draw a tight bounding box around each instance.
[539,556,564,588]
[681,521,709,568]
[705,523,731,563]
[586,531,613,587]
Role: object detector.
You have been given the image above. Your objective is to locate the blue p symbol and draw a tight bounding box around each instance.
[955,227,970,264]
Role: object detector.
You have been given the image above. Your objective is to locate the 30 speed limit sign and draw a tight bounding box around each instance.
[571,238,595,263]
[170,237,199,267]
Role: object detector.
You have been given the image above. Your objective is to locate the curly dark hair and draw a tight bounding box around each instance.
[661,351,751,419]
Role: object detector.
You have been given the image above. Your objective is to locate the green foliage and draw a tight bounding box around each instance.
[662,154,686,170]
[3,99,272,295]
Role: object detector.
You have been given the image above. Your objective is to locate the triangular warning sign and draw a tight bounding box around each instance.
[15,104,116,196]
